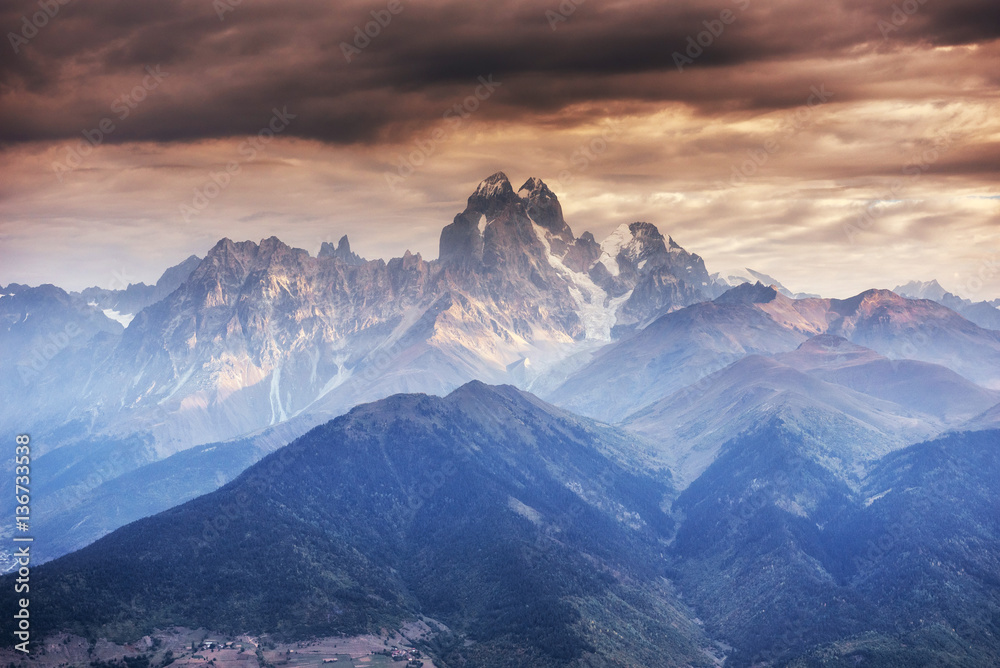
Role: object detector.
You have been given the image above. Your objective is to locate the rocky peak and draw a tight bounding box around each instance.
[628,222,668,251]
[200,238,256,279]
[186,237,311,311]
[518,177,574,250]
[439,211,485,268]
[465,171,523,221]
[563,230,603,274]
[474,171,515,199]
[830,289,907,317]
[441,172,548,273]
[319,235,366,266]
[598,222,669,275]
[714,281,780,305]
[255,236,296,265]
[893,279,949,302]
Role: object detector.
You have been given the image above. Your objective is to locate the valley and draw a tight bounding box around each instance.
[0,627,441,668]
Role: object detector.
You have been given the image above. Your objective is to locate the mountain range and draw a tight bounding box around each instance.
[894,278,1000,330]
[5,384,999,667]
[2,172,999,667]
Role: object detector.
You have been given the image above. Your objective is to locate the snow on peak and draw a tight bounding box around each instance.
[893,279,949,301]
[474,171,513,198]
[597,224,636,276]
[517,176,547,198]
[593,222,678,277]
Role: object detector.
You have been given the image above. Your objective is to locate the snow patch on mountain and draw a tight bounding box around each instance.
[160,365,196,404]
[269,365,287,425]
[102,308,134,328]
[597,224,635,276]
[474,172,512,198]
[517,177,545,198]
[894,279,949,302]
[865,488,892,507]
[531,222,626,341]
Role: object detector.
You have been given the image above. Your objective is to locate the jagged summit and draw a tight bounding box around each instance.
[518,176,545,194]
[713,267,820,300]
[474,171,514,198]
[465,171,522,220]
[517,176,574,248]
[893,278,1000,330]
[318,235,366,265]
[830,288,906,316]
[894,279,949,302]
[715,281,780,305]
[597,222,670,276]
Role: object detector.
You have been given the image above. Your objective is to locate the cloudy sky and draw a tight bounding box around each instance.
[0,0,997,298]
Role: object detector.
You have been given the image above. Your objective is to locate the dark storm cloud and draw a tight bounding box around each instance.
[2,0,997,146]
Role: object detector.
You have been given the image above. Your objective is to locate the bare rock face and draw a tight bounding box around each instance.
[318,235,366,266]
[464,170,522,219]
[439,211,484,268]
[563,231,603,274]
[518,177,574,254]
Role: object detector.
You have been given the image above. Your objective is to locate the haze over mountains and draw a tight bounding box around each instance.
[2,172,999,667]
[894,279,1000,331]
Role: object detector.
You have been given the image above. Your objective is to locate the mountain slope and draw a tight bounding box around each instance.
[776,334,1000,423]
[77,254,202,321]
[669,425,1000,667]
[751,286,1000,388]
[4,383,718,668]
[0,284,123,443]
[10,417,317,567]
[622,354,939,488]
[547,291,808,423]
[895,278,1000,330]
[13,173,716,456]
[800,428,1000,666]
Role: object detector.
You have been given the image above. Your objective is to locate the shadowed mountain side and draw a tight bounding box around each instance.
[1,383,718,668]
[668,425,1000,666]
[13,418,318,567]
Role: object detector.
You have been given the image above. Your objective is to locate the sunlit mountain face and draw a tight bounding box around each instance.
[2,1,999,667]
